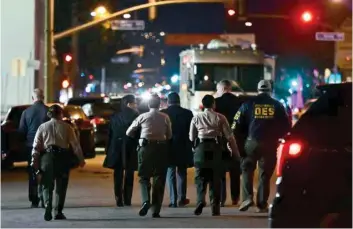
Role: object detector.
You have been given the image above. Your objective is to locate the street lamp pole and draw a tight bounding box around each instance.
[44,0,54,103]
[53,0,227,40]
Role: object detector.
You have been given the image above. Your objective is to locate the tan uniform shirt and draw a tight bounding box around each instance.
[126,108,172,141]
[31,119,84,164]
[189,109,234,142]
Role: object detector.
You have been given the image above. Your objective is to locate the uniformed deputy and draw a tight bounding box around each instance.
[190,95,240,216]
[126,94,172,218]
[31,105,86,221]
[232,80,291,213]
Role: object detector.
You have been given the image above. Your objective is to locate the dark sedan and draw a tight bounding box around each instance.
[1,104,96,167]
[269,83,352,228]
[81,102,116,146]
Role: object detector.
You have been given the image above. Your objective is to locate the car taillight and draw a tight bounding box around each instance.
[80,120,93,129]
[90,117,104,125]
[276,140,303,176]
[288,143,301,156]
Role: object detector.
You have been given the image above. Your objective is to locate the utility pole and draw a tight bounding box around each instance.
[44,0,54,103]
[71,0,79,96]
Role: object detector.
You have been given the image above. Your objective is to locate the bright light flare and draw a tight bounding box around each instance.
[123,13,131,19]
[245,21,252,27]
[171,75,179,83]
[301,11,313,22]
[204,75,209,81]
[228,9,236,16]
[65,55,72,62]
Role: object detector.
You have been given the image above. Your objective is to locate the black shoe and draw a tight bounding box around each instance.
[44,207,52,221]
[239,199,254,212]
[212,205,221,216]
[124,203,132,207]
[194,202,205,216]
[116,201,124,207]
[152,213,160,218]
[168,203,177,208]
[178,198,190,207]
[31,202,39,208]
[220,202,225,207]
[54,213,67,220]
[139,202,150,216]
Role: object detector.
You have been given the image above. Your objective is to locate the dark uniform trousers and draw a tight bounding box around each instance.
[114,167,134,205]
[138,141,168,214]
[221,160,241,204]
[26,147,41,205]
[241,139,277,208]
[194,140,224,209]
[40,147,70,215]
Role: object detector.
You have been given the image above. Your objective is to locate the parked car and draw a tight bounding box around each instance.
[81,102,116,146]
[269,83,352,228]
[66,97,104,107]
[1,104,96,167]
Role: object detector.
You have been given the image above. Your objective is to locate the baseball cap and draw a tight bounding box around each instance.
[257,80,272,91]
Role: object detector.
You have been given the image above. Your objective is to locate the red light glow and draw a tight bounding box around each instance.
[301,11,313,22]
[228,9,236,16]
[289,143,302,156]
[65,55,72,62]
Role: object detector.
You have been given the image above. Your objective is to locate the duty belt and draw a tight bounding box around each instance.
[140,138,166,146]
[199,137,221,143]
[44,145,68,154]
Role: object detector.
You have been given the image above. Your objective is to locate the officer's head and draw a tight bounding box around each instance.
[167,92,180,105]
[217,79,232,96]
[257,80,272,95]
[148,93,160,109]
[47,104,64,120]
[202,95,215,109]
[122,94,137,111]
[32,88,44,102]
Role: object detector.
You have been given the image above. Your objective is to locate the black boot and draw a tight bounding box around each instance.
[139,202,150,216]
[194,202,205,216]
[44,206,52,221]
[212,204,221,216]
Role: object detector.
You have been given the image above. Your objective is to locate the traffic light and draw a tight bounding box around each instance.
[301,11,313,23]
[228,9,236,16]
[63,54,73,75]
[64,54,72,62]
[62,79,69,89]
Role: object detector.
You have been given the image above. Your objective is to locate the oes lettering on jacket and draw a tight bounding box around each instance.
[254,104,275,119]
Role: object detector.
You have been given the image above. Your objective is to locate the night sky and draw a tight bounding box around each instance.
[54,0,351,81]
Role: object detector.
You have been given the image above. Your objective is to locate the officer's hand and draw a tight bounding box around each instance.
[79,160,86,168]
[31,161,39,170]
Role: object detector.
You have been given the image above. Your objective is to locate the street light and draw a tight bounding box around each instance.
[160,31,166,36]
[123,13,131,19]
[245,21,252,26]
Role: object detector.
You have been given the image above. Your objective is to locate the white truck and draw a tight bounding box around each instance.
[179,41,276,113]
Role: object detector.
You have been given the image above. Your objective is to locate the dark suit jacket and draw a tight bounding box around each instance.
[161,105,193,168]
[103,107,139,170]
[18,101,49,147]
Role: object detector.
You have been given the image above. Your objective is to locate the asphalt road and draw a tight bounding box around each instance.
[1,155,276,228]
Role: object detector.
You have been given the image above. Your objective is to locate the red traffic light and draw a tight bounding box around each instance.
[62,79,69,89]
[65,54,72,62]
[89,74,94,80]
[301,11,313,22]
[228,9,236,16]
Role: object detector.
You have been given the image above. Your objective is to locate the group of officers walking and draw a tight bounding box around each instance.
[20,79,290,221]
